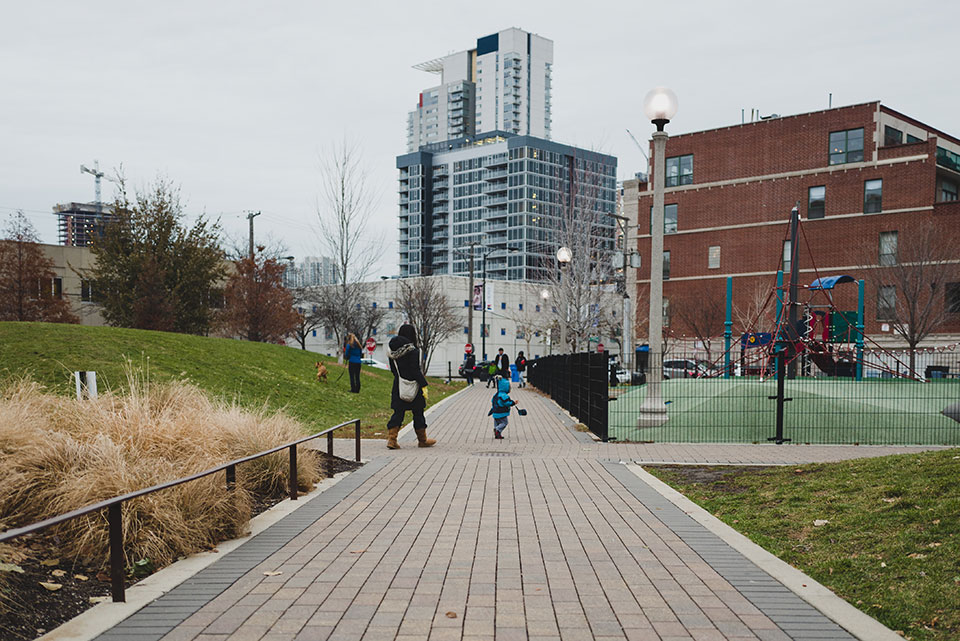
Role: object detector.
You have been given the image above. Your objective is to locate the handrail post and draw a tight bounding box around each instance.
[288,445,298,501]
[355,419,361,462]
[108,503,125,602]
[225,464,236,490]
[327,431,334,457]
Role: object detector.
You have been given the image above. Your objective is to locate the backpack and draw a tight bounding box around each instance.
[489,392,512,415]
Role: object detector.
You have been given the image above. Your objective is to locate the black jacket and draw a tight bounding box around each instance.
[387,335,429,410]
[465,354,476,368]
[497,353,510,375]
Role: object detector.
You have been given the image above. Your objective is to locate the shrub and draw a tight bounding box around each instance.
[0,373,320,571]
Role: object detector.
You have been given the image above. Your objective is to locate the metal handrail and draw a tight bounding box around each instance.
[0,418,362,602]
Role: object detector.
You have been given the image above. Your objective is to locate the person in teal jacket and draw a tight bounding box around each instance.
[344,334,364,393]
[488,377,516,440]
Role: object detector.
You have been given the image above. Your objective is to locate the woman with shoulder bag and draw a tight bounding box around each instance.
[344,333,363,393]
[385,323,435,449]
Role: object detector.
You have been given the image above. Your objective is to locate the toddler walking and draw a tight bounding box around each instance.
[489,377,516,439]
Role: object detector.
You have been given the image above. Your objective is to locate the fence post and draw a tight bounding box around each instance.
[724,276,733,379]
[355,419,361,462]
[327,431,334,457]
[289,445,298,501]
[108,503,125,602]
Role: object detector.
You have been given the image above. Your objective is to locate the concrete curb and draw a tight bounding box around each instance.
[39,468,356,641]
[624,463,904,641]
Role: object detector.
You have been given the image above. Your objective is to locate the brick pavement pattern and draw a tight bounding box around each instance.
[95,385,936,641]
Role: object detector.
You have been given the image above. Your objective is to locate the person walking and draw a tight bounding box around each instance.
[515,350,527,388]
[497,348,510,381]
[344,334,364,393]
[463,347,476,386]
[385,323,435,449]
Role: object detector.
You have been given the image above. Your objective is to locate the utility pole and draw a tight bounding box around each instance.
[246,211,261,259]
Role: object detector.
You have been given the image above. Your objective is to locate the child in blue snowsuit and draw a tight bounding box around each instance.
[489,377,516,439]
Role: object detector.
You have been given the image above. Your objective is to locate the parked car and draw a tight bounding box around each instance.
[360,358,389,370]
[459,360,496,381]
[663,359,719,379]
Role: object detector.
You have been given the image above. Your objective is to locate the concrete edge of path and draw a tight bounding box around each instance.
[39,467,359,641]
[624,463,904,641]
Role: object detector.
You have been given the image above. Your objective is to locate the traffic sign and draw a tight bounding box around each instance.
[464,343,473,354]
[365,337,376,352]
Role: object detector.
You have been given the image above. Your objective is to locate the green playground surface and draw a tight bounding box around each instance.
[608,377,960,445]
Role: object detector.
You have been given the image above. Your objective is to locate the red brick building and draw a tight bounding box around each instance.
[622,102,960,348]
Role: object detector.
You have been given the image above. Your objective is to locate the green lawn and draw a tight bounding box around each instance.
[609,378,960,445]
[647,449,960,641]
[0,322,463,437]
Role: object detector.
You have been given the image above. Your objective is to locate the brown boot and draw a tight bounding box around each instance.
[386,427,401,450]
[415,428,436,448]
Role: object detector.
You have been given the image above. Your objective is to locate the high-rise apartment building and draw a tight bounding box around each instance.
[406,28,553,152]
[397,133,617,281]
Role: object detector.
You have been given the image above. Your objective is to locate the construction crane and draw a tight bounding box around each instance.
[625,128,649,165]
[80,160,119,220]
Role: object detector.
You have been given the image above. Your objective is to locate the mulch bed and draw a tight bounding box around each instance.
[645,464,769,490]
[0,452,363,641]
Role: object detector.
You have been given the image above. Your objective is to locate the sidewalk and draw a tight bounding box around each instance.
[88,384,940,641]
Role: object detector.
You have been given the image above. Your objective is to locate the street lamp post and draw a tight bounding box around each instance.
[540,288,551,354]
[605,212,641,369]
[556,246,572,353]
[480,247,518,360]
[638,87,678,428]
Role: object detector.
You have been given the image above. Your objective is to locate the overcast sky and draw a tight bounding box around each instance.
[2,0,957,276]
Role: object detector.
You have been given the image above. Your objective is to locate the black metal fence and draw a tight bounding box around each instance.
[528,353,609,441]
[607,348,960,445]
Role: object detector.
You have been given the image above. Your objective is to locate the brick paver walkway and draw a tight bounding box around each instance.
[94,385,940,641]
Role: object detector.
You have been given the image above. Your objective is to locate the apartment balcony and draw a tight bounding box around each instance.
[433,165,448,176]
[434,203,449,214]
[484,154,508,168]
[433,191,448,202]
[433,178,448,188]
[486,222,508,232]
[485,182,508,195]
[486,210,508,223]
[482,168,508,181]
[483,195,508,207]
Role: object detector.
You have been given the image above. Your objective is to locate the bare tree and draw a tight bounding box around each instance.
[314,281,386,354]
[289,286,324,350]
[395,277,460,374]
[862,222,959,373]
[539,151,619,352]
[317,140,383,287]
[315,140,384,359]
[671,281,726,360]
[733,279,775,336]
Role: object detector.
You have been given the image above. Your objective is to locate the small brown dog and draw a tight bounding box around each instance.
[315,361,328,382]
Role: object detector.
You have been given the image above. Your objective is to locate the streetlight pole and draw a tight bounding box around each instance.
[638,87,678,428]
[480,246,518,360]
[605,212,639,368]
[467,242,476,350]
[556,246,572,353]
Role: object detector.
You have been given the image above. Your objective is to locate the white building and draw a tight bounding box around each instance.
[283,256,338,288]
[406,28,553,152]
[290,276,625,377]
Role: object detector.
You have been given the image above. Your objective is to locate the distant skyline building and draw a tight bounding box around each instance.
[283,255,339,288]
[406,27,553,152]
[52,202,118,247]
[397,133,617,281]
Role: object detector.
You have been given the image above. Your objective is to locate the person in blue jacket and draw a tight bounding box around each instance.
[488,377,516,440]
[345,334,364,393]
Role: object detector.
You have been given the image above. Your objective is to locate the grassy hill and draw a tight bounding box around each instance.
[0,322,463,437]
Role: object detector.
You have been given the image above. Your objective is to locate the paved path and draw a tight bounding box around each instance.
[92,385,942,641]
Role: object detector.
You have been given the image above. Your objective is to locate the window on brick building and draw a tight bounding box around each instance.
[864,179,883,213]
[664,204,677,233]
[662,299,671,327]
[829,128,864,165]
[946,283,960,314]
[877,286,896,321]
[879,231,898,266]
[883,126,903,147]
[663,251,671,280]
[906,133,922,144]
[807,186,825,219]
[649,204,678,234]
[942,179,958,202]
[665,154,693,187]
[782,240,792,276]
[708,246,720,269]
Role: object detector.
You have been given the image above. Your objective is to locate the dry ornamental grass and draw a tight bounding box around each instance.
[0,372,321,575]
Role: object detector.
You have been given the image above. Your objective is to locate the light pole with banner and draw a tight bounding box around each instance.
[556,246,572,353]
[480,246,518,360]
[637,87,678,428]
